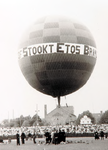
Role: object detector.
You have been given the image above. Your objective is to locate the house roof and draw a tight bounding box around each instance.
[47,106,75,117]
[45,106,76,125]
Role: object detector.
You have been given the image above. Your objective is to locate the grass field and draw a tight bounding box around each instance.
[0,137,108,150]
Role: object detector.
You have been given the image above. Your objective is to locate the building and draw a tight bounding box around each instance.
[44,105,76,126]
[79,111,103,125]
[80,115,92,125]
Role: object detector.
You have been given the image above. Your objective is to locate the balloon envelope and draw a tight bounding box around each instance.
[18,16,97,97]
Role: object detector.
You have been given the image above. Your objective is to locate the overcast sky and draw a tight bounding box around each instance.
[0,0,108,122]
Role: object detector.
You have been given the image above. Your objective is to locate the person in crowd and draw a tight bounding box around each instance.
[53,130,59,145]
[62,129,66,143]
[44,129,51,144]
[21,132,26,144]
[58,129,66,143]
[58,129,62,143]
[105,132,107,138]
[94,130,99,140]
[28,131,32,140]
[32,132,36,144]
[51,129,55,143]
[100,129,104,140]
[16,131,20,145]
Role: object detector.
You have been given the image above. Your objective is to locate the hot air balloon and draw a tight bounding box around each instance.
[18,16,97,107]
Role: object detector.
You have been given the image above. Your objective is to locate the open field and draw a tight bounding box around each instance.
[0,137,108,150]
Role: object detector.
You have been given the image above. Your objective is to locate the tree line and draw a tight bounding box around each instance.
[0,110,108,128]
[0,114,47,128]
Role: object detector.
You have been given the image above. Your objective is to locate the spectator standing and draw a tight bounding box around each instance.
[16,131,20,145]
[21,132,26,144]
[44,129,51,144]
[28,131,32,140]
[62,129,66,143]
[51,130,55,143]
[100,129,104,140]
[33,132,36,144]
[105,132,107,138]
[53,130,59,145]
[58,129,66,143]
[94,131,99,140]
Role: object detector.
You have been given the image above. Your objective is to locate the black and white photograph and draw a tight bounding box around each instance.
[0,0,108,149]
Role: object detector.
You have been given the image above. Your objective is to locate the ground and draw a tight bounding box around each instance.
[0,137,108,150]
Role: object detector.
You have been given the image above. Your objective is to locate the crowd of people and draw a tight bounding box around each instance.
[44,129,66,145]
[0,124,108,145]
[1,124,108,135]
[94,129,107,140]
[15,128,66,145]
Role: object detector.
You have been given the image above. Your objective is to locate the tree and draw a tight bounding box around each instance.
[99,110,108,124]
[24,115,31,120]
[0,114,44,127]
[14,118,20,127]
[9,120,15,127]
[2,119,10,127]
[2,119,8,125]
[19,115,24,127]
[76,110,96,125]
[14,122,20,127]
[30,114,42,126]
[22,120,30,127]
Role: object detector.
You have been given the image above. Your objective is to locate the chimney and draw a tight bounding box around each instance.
[100,111,103,114]
[44,105,47,118]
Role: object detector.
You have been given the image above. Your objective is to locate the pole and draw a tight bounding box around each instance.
[35,104,39,136]
[36,104,38,126]
[58,96,60,108]
[12,109,14,126]
[8,111,9,123]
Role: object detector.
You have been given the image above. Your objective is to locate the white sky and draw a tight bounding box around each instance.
[0,0,108,122]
